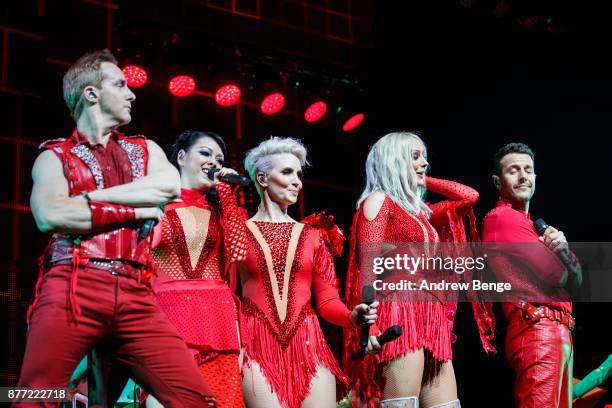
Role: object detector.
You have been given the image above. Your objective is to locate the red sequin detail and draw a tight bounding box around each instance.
[253,222,294,298]
[165,210,219,280]
[240,222,350,408]
[197,352,243,408]
[343,178,488,405]
[241,298,313,349]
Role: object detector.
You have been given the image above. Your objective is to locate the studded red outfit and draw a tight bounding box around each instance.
[343,177,494,405]
[16,130,215,407]
[239,215,351,408]
[152,185,247,407]
[482,200,575,408]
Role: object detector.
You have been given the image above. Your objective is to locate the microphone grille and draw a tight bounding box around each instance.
[207,168,219,181]
[362,285,375,304]
[533,218,549,236]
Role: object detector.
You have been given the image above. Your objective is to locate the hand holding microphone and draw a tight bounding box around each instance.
[350,300,379,327]
[351,326,403,360]
[135,206,165,240]
[207,167,252,186]
[535,220,569,255]
[534,218,582,288]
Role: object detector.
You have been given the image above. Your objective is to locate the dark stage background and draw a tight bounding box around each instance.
[1,0,611,406]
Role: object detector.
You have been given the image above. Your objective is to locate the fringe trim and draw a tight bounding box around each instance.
[446,207,496,354]
[242,306,348,408]
[374,300,453,364]
[313,234,340,287]
[343,300,453,406]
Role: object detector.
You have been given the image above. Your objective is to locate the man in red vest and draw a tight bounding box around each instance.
[16,49,216,407]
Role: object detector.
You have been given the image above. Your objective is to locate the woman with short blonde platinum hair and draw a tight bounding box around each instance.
[344,131,493,408]
[244,136,308,198]
[239,136,379,408]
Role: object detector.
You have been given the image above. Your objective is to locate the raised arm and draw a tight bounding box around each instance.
[215,181,248,263]
[87,140,180,206]
[426,176,479,227]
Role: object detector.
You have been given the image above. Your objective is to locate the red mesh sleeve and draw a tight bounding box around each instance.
[215,182,248,263]
[426,177,479,228]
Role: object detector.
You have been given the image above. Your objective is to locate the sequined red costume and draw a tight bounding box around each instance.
[152,184,247,407]
[239,215,351,408]
[482,200,575,408]
[343,177,495,405]
[17,130,215,407]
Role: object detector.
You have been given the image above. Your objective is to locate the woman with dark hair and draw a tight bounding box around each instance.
[239,136,379,408]
[343,132,494,408]
[146,130,248,407]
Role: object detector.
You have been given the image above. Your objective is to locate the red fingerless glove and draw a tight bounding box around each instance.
[89,201,135,232]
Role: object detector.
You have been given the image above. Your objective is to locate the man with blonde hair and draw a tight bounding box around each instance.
[16,49,216,407]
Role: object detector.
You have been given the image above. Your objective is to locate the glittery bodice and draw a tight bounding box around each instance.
[253,221,294,298]
[342,177,486,405]
[153,204,223,282]
[150,188,245,354]
[239,219,352,408]
[361,197,439,245]
[240,220,352,347]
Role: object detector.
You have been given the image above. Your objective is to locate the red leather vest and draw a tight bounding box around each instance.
[40,130,151,265]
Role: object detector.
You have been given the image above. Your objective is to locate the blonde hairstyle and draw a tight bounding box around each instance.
[357,131,432,217]
[244,136,308,197]
[62,49,118,120]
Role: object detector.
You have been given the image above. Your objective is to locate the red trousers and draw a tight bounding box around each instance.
[16,264,215,407]
[506,309,573,408]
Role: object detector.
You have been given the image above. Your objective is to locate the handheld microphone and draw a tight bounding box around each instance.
[139,219,156,240]
[359,285,376,351]
[207,168,252,186]
[351,325,403,360]
[533,218,574,268]
[139,205,164,240]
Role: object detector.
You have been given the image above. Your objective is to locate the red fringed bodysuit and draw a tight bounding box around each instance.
[343,177,495,405]
[240,214,351,408]
[152,184,247,408]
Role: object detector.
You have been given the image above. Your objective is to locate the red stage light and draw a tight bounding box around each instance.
[215,84,241,106]
[342,113,365,132]
[260,93,285,115]
[304,101,327,123]
[122,65,148,88]
[169,75,196,97]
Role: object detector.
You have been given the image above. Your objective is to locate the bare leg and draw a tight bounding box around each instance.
[419,362,458,408]
[242,361,283,408]
[302,366,336,408]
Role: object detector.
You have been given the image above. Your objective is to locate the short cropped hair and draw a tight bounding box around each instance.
[493,142,535,175]
[62,49,118,120]
[244,137,308,197]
